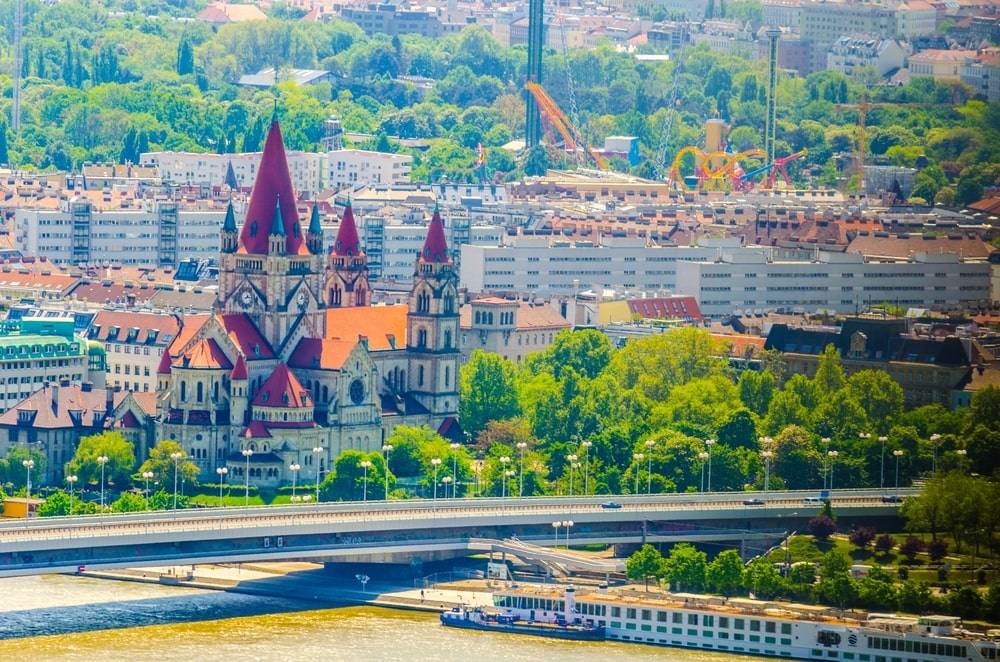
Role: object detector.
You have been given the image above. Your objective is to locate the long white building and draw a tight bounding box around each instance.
[676,251,993,318]
[459,235,767,295]
[15,198,225,267]
[140,148,411,195]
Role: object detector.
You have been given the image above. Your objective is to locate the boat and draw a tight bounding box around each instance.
[462,583,1000,661]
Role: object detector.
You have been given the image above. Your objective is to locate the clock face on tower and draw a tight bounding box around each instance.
[297,291,307,308]
[349,378,365,405]
[240,289,253,308]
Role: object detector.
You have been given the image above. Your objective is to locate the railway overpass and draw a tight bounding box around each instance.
[0,489,912,578]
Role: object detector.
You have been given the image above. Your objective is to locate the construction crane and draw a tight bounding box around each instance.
[555,11,584,168]
[12,0,24,135]
[524,82,609,170]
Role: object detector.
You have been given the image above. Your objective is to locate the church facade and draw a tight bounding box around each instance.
[156,121,460,487]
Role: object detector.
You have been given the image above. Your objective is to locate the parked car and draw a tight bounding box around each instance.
[601,501,623,509]
[743,498,765,506]
[881,494,904,503]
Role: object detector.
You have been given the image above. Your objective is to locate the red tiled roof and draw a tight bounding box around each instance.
[91,311,179,346]
[712,333,767,357]
[237,121,310,257]
[118,410,141,429]
[180,338,233,370]
[324,305,408,350]
[288,337,356,370]
[332,202,362,256]
[218,313,275,359]
[231,354,248,380]
[157,349,173,374]
[419,208,450,263]
[252,363,311,408]
[0,385,142,429]
[846,233,993,259]
[242,420,272,438]
[627,296,704,322]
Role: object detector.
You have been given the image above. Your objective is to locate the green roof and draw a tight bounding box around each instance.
[0,333,86,359]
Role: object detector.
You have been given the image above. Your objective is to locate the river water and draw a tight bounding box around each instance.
[0,575,769,661]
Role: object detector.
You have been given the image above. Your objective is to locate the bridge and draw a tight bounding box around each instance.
[0,489,913,578]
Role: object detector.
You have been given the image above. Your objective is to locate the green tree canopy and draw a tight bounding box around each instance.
[66,431,135,490]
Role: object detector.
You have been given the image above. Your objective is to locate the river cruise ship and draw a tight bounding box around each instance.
[481,584,1000,661]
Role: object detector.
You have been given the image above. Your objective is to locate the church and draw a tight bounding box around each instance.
[155,120,460,487]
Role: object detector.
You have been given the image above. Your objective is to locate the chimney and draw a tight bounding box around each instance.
[50,384,60,410]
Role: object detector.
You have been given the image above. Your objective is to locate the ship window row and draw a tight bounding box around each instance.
[494,595,564,612]
[603,607,791,635]
[866,637,966,658]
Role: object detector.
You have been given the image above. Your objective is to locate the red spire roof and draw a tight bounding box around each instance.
[420,207,450,263]
[332,202,362,256]
[252,363,311,408]
[156,349,173,374]
[231,354,248,380]
[237,121,309,256]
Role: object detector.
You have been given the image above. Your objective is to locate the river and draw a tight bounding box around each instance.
[0,575,770,661]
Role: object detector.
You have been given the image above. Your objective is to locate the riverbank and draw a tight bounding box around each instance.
[79,563,493,613]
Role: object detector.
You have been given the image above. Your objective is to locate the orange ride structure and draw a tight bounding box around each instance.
[524,81,609,170]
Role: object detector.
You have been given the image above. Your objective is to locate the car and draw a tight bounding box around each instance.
[601,501,623,509]
[742,498,765,506]
[803,497,825,506]
[881,494,904,503]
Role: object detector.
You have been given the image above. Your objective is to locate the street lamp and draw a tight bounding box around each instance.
[504,469,516,498]
[929,433,941,475]
[313,446,324,504]
[97,454,110,510]
[552,521,561,548]
[632,452,643,495]
[761,449,774,495]
[567,454,578,496]
[22,459,34,516]
[442,475,453,499]
[215,467,228,505]
[290,462,301,500]
[877,435,889,489]
[698,451,710,492]
[170,451,184,509]
[516,441,528,497]
[827,450,839,491]
[431,457,442,502]
[705,439,716,492]
[893,449,904,490]
[449,443,461,498]
[141,470,154,501]
[66,474,78,516]
[360,460,372,502]
[499,456,511,498]
[820,438,831,489]
[581,440,592,495]
[241,448,254,506]
[644,439,655,494]
[381,444,393,500]
[563,519,574,548]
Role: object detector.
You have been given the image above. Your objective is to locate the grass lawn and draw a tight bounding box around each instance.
[189,494,266,507]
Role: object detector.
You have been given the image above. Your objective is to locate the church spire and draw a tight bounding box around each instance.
[332,199,361,257]
[221,199,238,253]
[419,205,450,264]
[306,202,323,254]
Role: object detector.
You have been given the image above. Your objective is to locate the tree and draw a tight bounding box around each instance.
[661,543,707,592]
[742,558,784,599]
[814,344,846,395]
[816,550,857,608]
[626,543,664,591]
[459,350,521,439]
[970,385,1000,429]
[874,533,895,555]
[705,550,745,596]
[321,450,394,501]
[849,526,875,550]
[148,489,188,510]
[0,121,8,166]
[898,536,923,561]
[0,446,47,488]
[716,409,758,449]
[808,515,837,541]
[523,144,550,176]
[66,432,136,492]
[845,370,904,432]
[927,539,948,562]
[38,490,72,517]
[138,440,199,490]
[609,328,726,401]
[738,370,775,416]
[527,329,613,380]
[111,491,147,512]
[177,36,195,76]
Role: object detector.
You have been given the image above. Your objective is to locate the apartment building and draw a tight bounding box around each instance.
[459,236,768,296]
[909,49,978,82]
[827,35,907,78]
[15,198,224,267]
[459,297,570,364]
[763,0,802,28]
[87,310,181,393]
[340,4,448,37]
[895,0,937,38]
[675,251,993,319]
[961,52,1000,102]
[801,1,897,71]
[327,150,413,188]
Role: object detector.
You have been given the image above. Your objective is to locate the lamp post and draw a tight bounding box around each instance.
[442,475,453,499]
[474,461,481,497]
[313,446,324,504]
[581,440,592,495]
[215,467,228,505]
[431,457,442,502]
[66,474,78,516]
[449,442,461,498]
[170,451,183,509]
[632,452,643,495]
[567,454,578,496]
[877,435,888,489]
[290,462,301,501]
[381,444,393,500]
[698,451,710,492]
[645,439,655,494]
[705,439,716,492]
[97,454,110,510]
[827,450,839,491]
[820,437,831,489]
[563,519,574,548]
[893,449,904,490]
[504,469,516,498]
[516,441,528,497]
[22,459,34,516]
[141,470,153,501]
[499,456,511,498]
[929,433,941,475]
[360,460,371,502]
[242,448,253,506]
[761,449,774,495]
[552,521,561,548]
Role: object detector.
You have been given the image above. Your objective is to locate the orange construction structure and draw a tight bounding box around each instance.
[524,82,608,170]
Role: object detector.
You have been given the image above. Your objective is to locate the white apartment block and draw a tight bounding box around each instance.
[327,149,412,188]
[87,310,180,393]
[895,1,937,39]
[676,251,993,319]
[459,236,768,295]
[827,36,906,78]
[140,149,411,195]
[961,54,1000,102]
[763,0,801,28]
[15,199,225,267]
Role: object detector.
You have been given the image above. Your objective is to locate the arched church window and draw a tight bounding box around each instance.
[418,365,424,386]
[444,330,452,348]
[180,381,187,402]
[445,365,450,387]
[418,329,427,348]
[196,382,203,403]
[332,287,342,306]
[444,294,455,314]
